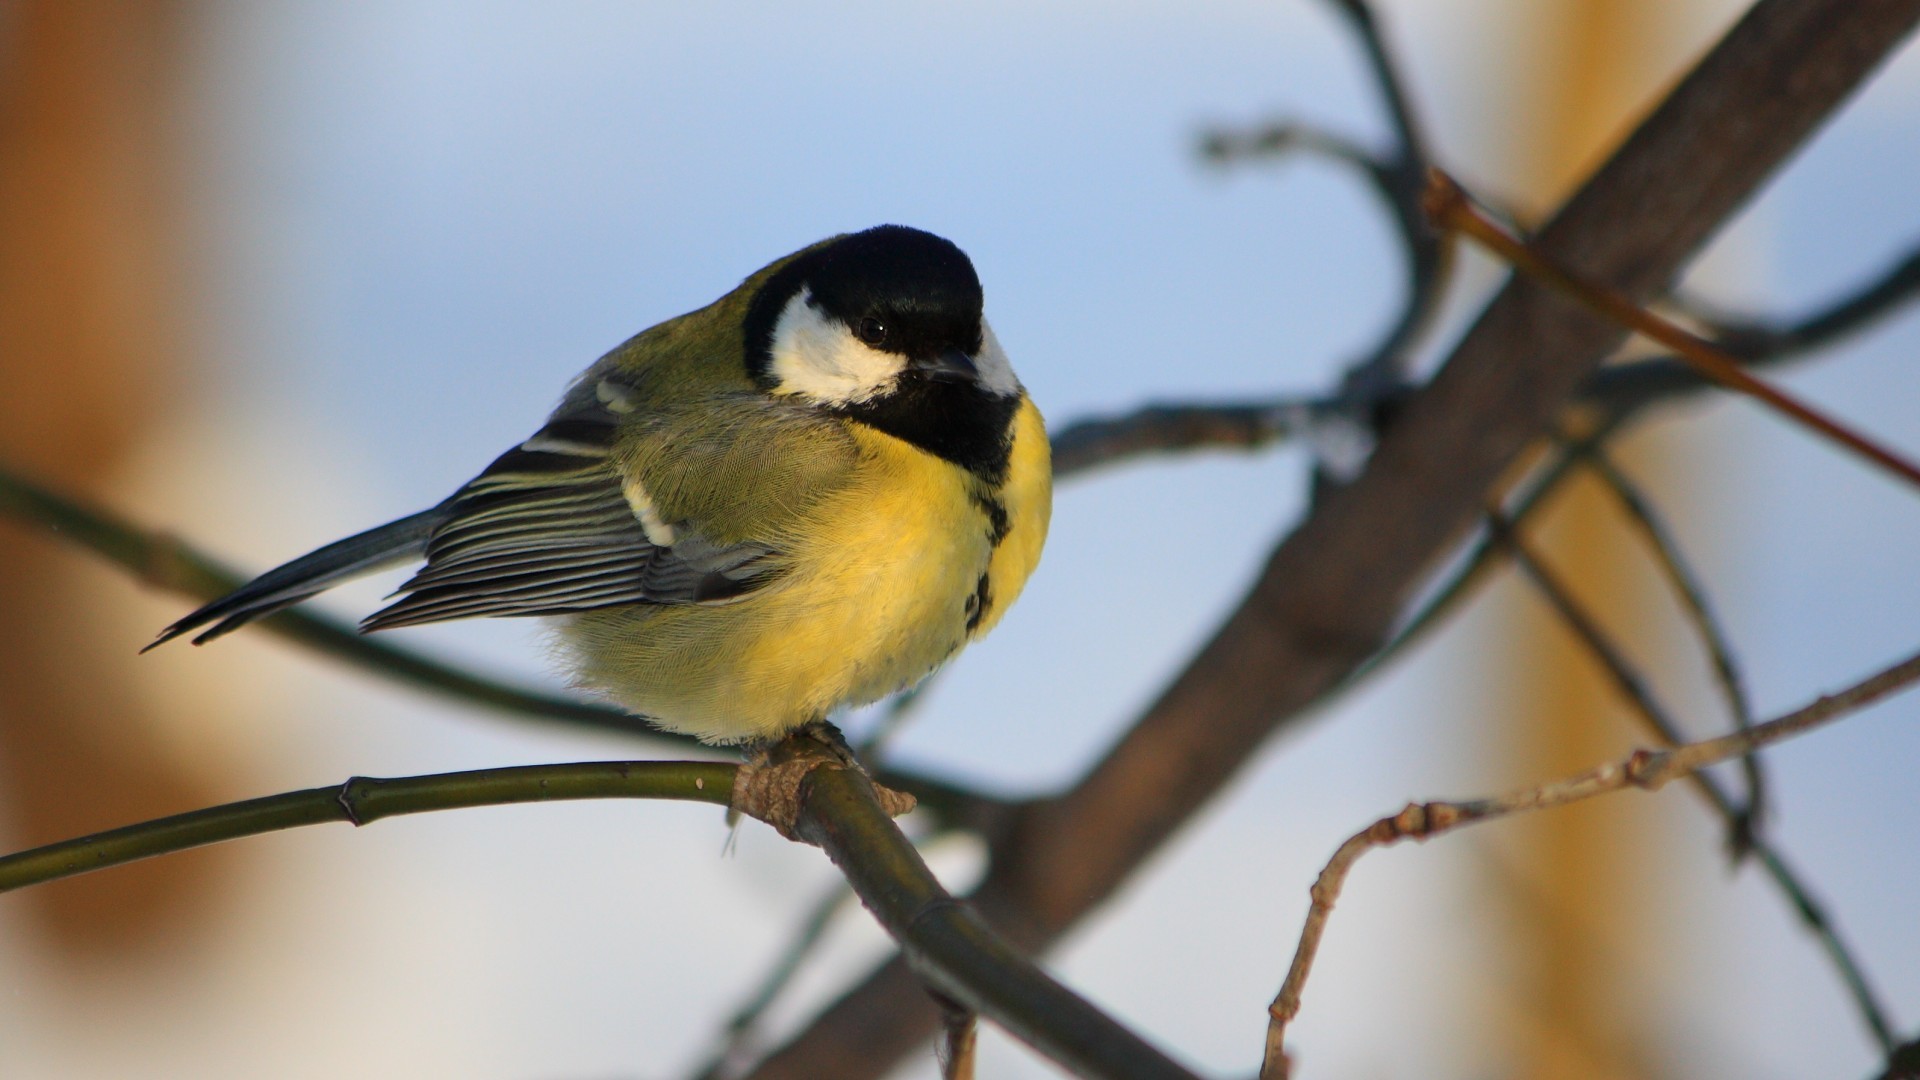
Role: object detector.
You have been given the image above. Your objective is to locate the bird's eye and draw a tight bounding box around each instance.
[856,316,888,345]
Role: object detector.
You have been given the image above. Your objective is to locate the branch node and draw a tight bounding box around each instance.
[335,777,368,827]
[1624,747,1667,790]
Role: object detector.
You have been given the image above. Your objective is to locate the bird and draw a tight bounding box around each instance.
[149,225,1052,747]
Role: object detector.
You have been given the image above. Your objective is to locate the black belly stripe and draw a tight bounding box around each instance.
[965,571,992,633]
[964,488,1010,634]
[971,490,1010,546]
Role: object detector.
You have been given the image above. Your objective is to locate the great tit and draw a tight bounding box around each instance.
[150,225,1051,745]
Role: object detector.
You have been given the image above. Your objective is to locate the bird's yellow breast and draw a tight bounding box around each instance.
[561,397,1049,743]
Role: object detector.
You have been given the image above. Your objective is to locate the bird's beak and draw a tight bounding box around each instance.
[916,347,979,384]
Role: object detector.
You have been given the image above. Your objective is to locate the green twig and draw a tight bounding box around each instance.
[0,761,736,894]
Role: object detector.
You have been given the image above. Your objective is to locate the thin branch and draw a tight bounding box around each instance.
[1587,239,1920,422]
[765,732,1202,1080]
[1,731,1197,1080]
[0,761,736,893]
[1493,515,1896,1052]
[1582,445,1766,832]
[689,883,856,1080]
[1260,646,1920,1078]
[0,463,673,743]
[1323,0,1446,392]
[1199,0,1449,419]
[1428,169,1920,492]
[1670,241,1920,359]
[1049,397,1323,477]
[1198,120,1382,174]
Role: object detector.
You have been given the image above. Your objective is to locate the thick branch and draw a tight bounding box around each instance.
[726,729,1200,1079]
[744,2,1920,1074]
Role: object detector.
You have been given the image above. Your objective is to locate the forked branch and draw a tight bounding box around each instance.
[1259,647,1920,1078]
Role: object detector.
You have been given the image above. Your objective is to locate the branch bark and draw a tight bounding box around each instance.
[742,2,1920,1074]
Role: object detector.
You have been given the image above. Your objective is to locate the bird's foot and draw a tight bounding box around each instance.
[729,721,915,841]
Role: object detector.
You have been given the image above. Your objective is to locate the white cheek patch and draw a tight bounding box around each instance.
[767,289,906,405]
[974,318,1022,398]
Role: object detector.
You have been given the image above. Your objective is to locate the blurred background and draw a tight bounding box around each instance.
[0,1,1916,1077]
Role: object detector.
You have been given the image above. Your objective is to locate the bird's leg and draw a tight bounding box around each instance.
[793,719,862,769]
[729,718,915,841]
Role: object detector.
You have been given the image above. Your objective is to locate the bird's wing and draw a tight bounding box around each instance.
[362,392,783,632]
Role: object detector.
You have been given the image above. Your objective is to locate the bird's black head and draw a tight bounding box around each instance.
[744,225,1022,479]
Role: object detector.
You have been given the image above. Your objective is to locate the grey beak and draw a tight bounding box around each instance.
[917,347,979,384]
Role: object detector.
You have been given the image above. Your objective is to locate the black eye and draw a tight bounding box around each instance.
[856,316,888,346]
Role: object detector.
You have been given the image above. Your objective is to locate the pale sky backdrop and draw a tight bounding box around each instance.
[4,2,1918,1077]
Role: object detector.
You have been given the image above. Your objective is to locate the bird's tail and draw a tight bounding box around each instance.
[145,507,447,650]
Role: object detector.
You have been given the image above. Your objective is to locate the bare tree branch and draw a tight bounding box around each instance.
[1588,238,1920,419]
[0,462,671,742]
[0,732,1201,1080]
[1428,169,1920,491]
[1260,645,1920,1077]
[1201,0,1448,400]
[1582,445,1766,833]
[776,734,1202,1080]
[1493,514,1897,1052]
[689,882,856,1080]
[0,761,735,893]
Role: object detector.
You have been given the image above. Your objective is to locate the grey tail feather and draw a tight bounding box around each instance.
[145,507,448,651]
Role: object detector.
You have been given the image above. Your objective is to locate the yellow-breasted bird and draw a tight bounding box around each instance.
[150,225,1051,745]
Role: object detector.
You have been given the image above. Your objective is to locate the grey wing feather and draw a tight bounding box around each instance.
[360,398,781,631]
[145,507,445,649]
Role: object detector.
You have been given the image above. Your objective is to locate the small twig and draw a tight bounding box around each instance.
[1427,169,1920,493]
[1321,0,1446,391]
[1491,514,1897,1052]
[934,992,980,1080]
[0,761,736,893]
[1198,121,1382,174]
[1199,0,1448,448]
[1049,398,1323,477]
[1582,445,1765,834]
[1585,239,1920,424]
[1259,646,1920,1077]
[1669,242,1920,360]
